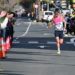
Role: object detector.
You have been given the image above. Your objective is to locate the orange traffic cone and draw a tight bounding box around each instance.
[6,36,10,51]
[0,38,6,59]
[0,44,3,58]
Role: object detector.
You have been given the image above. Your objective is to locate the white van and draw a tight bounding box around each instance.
[42,11,54,22]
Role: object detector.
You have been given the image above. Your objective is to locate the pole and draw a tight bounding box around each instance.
[37,0,41,21]
[47,0,49,11]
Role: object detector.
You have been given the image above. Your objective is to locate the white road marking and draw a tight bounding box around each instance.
[66,42,72,44]
[66,38,75,46]
[13,39,75,47]
[21,22,31,36]
[70,38,75,43]
[13,41,20,44]
[0,69,4,71]
[16,23,21,26]
[47,41,56,44]
[16,22,31,38]
[39,45,45,48]
[28,41,39,44]
[43,33,50,35]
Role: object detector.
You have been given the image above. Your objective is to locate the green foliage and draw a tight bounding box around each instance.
[31,0,35,3]
[70,0,75,4]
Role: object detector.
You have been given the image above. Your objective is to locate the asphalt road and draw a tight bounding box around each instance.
[0,18,75,75]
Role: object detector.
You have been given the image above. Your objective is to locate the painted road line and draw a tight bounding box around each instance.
[66,38,75,46]
[39,45,46,48]
[21,22,31,37]
[13,40,75,45]
[16,22,31,38]
[28,41,39,44]
[0,69,4,71]
[13,41,20,44]
[47,41,56,44]
[13,37,75,47]
[43,33,50,35]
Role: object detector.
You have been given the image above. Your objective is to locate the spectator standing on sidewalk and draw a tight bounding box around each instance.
[49,8,66,55]
[6,11,16,47]
[0,10,8,58]
[70,17,75,35]
[65,13,71,35]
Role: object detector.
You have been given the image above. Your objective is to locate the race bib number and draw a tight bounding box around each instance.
[55,22,63,30]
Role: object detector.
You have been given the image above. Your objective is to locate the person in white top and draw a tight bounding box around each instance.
[0,10,8,58]
[0,11,8,29]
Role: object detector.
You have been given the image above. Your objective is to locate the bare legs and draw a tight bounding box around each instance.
[56,37,63,54]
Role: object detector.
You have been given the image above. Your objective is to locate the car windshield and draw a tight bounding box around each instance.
[45,12,53,15]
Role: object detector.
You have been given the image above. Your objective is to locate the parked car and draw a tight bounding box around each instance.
[42,11,54,22]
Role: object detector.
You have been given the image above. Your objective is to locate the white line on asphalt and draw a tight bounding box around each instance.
[22,22,31,36]
[28,41,39,44]
[47,41,56,44]
[43,33,50,35]
[65,38,75,46]
[0,69,4,71]
[16,23,21,26]
[39,45,46,48]
[13,41,20,44]
[16,22,31,38]
[69,38,75,46]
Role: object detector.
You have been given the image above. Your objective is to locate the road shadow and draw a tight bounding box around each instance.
[1,37,75,63]
[0,73,23,75]
[0,71,23,75]
[1,54,75,65]
[12,37,75,51]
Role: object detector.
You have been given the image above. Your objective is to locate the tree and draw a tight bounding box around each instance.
[70,0,75,9]
[0,0,4,9]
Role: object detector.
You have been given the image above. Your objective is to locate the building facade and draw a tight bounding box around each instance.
[42,0,69,9]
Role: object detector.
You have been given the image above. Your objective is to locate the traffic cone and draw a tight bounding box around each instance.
[10,36,13,48]
[0,38,6,59]
[6,36,10,51]
[0,44,3,58]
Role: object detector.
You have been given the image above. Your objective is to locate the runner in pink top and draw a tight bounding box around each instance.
[53,15,63,23]
[53,15,64,30]
[51,8,66,55]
